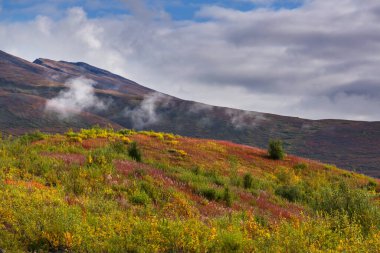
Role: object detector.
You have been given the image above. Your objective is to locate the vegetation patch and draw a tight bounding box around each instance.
[0,127,379,252]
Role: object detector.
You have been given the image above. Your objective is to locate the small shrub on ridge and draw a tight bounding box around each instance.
[268,139,285,160]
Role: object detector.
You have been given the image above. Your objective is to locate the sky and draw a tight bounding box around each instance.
[0,0,380,121]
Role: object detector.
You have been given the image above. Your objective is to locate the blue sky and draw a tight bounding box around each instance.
[164,0,304,20]
[0,0,304,22]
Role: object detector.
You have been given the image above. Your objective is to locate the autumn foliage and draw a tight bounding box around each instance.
[0,127,379,252]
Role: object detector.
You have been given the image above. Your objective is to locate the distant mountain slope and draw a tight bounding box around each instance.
[0,50,379,177]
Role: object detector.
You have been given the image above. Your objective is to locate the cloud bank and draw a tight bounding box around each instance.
[45,76,107,118]
[2,0,380,120]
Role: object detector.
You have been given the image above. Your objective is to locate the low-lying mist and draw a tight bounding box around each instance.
[45,76,108,119]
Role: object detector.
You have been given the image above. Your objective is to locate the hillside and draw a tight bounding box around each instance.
[1,50,380,177]
[0,128,380,252]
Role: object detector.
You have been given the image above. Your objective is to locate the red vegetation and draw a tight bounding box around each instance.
[82,138,109,149]
[41,152,86,165]
[4,179,46,190]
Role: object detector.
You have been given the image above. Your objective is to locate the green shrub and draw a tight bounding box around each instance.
[200,188,218,200]
[205,170,226,186]
[64,167,87,196]
[223,187,233,207]
[268,139,285,160]
[192,166,202,175]
[94,154,107,166]
[313,182,380,234]
[19,131,46,144]
[130,191,151,205]
[243,173,253,189]
[128,141,142,162]
[111,140,126,153]
[293,163,308,172]
[212,176,226,187]
[118,129,135,136]
[365,180,377,191]
[218,231,244,252]
[140,181,161,203]
[275,167,298,184]
[229,168,241,187]
[275,185,304,202]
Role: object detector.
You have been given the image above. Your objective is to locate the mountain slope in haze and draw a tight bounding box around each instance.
[0,50,380,177]
[0,128,379,252]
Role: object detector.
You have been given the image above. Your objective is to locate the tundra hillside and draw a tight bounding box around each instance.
[0,127,379,252]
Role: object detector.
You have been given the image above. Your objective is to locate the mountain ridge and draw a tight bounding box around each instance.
[1,50,380,177]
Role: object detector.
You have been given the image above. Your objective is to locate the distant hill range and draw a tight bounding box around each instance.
[1,50,379,177]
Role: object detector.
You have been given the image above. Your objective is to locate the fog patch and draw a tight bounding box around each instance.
[188,102,267,129]
[301,123,312,130]
[225,109,266,129]
[196,117,213,128]
[124,92,172,129]
[45,76,107,119]
[188,102,214,114]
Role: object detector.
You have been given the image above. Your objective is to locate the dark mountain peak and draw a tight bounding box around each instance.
[59,61,114,76]
[32,58,45,65]
[34,58,115,76]
[33,57,153,95]
[33,58,66,74]
[34,58,124,80]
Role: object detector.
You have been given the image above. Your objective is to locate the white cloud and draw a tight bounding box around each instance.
[45,76,107,119]
[2,2,380,120]
[123,92,172,129]
[35,15,52,35]
[225,109,267,129]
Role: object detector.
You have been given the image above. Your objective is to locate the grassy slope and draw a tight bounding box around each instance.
[0,128,380,252]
